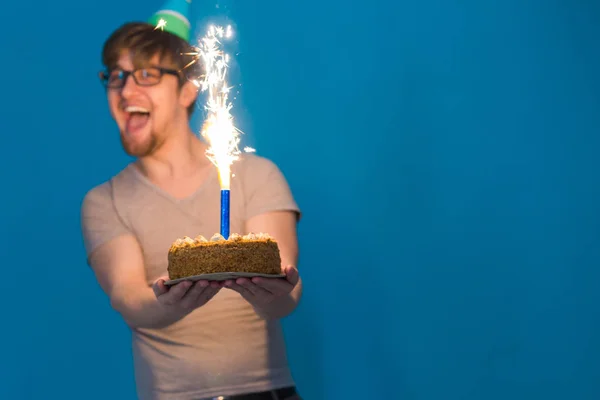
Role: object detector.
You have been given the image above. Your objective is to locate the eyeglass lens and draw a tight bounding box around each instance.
[105,68,163,87]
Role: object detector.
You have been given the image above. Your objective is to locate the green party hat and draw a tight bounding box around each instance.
[148,0,192,42]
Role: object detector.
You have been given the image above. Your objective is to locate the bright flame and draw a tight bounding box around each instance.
[188,24,242,190]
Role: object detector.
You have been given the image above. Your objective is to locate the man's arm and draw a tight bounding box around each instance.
[225,210,302,320]
[88,234,221,329]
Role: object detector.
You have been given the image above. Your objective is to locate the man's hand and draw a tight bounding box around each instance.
[223,265,300,309]
[152,278,223,311]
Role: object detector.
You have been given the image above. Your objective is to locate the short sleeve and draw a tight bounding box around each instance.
[80,182,132,261]
[242,155,301,221]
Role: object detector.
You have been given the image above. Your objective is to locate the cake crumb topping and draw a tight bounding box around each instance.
[211,233,225,242]
[169,232,275,251]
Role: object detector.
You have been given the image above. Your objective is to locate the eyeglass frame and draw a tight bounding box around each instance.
[98,66,182,89]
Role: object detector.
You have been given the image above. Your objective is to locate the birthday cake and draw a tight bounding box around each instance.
[167,232,282,280]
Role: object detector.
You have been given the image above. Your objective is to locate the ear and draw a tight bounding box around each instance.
[179,80,199,109]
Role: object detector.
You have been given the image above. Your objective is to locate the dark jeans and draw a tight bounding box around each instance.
[203,386,301,400]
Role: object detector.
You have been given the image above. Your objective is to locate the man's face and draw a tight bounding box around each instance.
[106,51,186,158]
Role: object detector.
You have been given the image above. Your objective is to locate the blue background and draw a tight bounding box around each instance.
[1,0,599,399]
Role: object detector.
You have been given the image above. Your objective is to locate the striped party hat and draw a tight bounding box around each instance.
[148,0,192,42]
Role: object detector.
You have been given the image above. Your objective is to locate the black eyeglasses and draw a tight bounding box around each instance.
[99,66,181,88]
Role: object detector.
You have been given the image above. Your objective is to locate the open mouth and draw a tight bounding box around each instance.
[124,105,150,133]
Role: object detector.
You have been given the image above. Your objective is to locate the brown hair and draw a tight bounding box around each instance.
[101,22,203,116]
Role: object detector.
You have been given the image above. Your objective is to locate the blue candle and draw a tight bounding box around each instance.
[220,189,230,239]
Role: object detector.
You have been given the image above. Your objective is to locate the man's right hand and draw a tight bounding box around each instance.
[152,278,222,311]
[86,234,220,329]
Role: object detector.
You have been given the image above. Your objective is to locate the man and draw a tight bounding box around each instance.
[80,1,303,399]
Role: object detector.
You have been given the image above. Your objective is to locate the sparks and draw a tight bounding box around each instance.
[185,24,247,190]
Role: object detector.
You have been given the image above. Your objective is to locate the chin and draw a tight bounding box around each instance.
[120,131,158,158]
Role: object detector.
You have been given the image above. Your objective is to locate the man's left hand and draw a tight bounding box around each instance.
[224,265,299,308]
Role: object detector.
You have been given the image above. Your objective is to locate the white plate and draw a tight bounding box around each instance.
[164,272,286,286]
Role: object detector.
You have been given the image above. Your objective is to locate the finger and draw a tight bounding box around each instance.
[195,286,221,306]
[235,277,267,291]
[160,280,193,305]
[283,266,300,286]
[210,280,225,289]
[251,277,292,295]
[239,279,274,299]
[152,278,169,297]
[179,280,210,308]
[225,282,253,299]
[222,279,232,287]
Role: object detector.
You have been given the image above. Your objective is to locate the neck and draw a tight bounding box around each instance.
[135,124,211,182]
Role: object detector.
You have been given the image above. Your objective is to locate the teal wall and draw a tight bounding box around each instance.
[1,1,598,399]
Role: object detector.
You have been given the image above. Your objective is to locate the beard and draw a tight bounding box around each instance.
[120,130,160,158]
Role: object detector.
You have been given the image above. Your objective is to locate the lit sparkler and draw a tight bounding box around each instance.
[183,24,250,239]
[194,24,238,190]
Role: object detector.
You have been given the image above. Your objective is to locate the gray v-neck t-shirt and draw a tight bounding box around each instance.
[81,154,301,399]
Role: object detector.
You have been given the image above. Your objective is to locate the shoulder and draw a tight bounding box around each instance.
[231,153,291,195]
[81,164,136,216]
[80,165,137,258]
[235,153,281,173]
[232,153,301,219]
[232,153,288,184]
[81,181,113,212]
